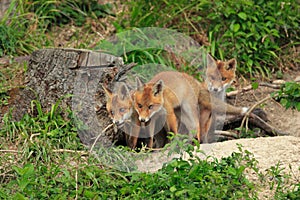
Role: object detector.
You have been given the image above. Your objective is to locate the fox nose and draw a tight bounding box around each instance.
[140,118,146,122]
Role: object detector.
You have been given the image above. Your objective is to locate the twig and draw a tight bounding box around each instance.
[183,12,199,33]
[227,82,284,97]
[1,149,89,155]
[259,82,282,89]
[30,133,41,142]
[90,123,114,153]
[113,62,137,82]
[0,149,19,153]
[249,114,287,136]
[227,85,253,97]
[75,168,78,200]
[52,149,89,155]
[0,172,15,177]
[239,94,275,134]
[238,93,287,137]
[215,130,238,138]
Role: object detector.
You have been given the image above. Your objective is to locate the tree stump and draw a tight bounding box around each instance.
[7,48,128,147]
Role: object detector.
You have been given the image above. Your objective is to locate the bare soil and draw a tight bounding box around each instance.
[229,77,300,137]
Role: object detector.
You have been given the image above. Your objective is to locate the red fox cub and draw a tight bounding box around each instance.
[102,83,141,148]
[164,45,236,95]
[205,54,236,93]
[133,72,202,146]
[103,83,134,126]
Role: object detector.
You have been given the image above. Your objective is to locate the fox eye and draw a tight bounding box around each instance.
[119,108,125,113]
[110,111,114,116]
[138,103,142,108]
[148,105,153,110]
[222,77,227,81]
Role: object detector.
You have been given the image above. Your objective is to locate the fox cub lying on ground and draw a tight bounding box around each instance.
[103,55,247,149]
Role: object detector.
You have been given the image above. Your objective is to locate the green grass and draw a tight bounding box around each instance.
[1,99,299,199]
[0,0,114,56]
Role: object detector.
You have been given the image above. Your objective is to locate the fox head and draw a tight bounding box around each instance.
[133,77,164,123]
[103,83,133,126]
[205,54,236,93]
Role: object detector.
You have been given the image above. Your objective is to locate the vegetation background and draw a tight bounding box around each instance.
[0,0,299,199]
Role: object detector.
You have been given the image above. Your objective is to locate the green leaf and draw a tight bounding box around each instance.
[246,59,253,67]
[13,192,27,200]
[265,16,276,22]
[170,186,177,192]
[84,190,96,198]
[252,82,259,90]
[238,12,247,20]
[232,24,240,32]
[296,102,300,111]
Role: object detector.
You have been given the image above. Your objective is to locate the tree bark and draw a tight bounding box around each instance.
[7,48,127,147]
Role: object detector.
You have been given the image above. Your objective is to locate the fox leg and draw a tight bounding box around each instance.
[124,122,136,149]
[199,108,212,143]
[147,118,161,148]
[128,122,140,149]
[194,111,201,142]
[181,102,201,141]
[124,123,131,147]
[166,111,178,135]
[128,136,138,149]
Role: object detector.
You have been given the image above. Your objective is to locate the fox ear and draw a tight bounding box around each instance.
[216,60,224,70]
[153,80,164,96]
[135,77,144,90]
[102,84,112,99]
[226,58,237,71]
[118,82,130,100]
[206,54,217,69]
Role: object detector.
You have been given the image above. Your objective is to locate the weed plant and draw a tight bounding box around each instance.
[274,81,300,111]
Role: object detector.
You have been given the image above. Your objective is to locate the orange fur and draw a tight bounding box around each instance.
[133,71,202,146]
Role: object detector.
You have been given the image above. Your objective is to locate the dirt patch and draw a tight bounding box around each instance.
[203,136,300,199]
[228,75,300,137]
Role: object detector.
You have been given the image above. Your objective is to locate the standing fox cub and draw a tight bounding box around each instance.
[205,54,236,97]
[133,72,202,147]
